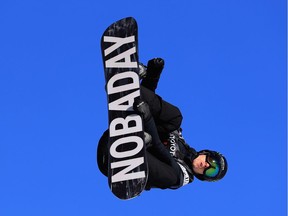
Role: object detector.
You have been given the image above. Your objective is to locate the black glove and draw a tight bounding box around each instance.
[147,58,165,77]
[133,98,152,122]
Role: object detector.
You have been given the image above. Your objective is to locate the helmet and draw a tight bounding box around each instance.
[194,150,228,182]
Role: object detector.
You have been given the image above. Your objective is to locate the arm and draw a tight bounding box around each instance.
[134,99,183,188]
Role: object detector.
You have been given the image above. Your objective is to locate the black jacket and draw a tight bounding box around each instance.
[138,59,197,188]
[140,86,197,188]
[161,129,198,188]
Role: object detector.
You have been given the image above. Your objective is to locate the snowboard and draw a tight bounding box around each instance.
[100,17,148,200]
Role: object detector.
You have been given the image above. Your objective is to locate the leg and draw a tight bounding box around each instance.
[140,86,162,118]
[141,86,183,137]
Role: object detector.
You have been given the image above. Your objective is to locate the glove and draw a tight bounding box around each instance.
[147,58,165,77]
[133,98,152,121]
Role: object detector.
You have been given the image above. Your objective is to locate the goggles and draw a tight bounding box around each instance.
[203,154,221,178]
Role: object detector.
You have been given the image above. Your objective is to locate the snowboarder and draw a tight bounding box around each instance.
[97,58,228,190]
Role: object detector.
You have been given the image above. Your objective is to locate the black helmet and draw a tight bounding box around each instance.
[194,150,228,182]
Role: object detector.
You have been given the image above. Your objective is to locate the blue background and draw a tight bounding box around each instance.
[0,0,286,215]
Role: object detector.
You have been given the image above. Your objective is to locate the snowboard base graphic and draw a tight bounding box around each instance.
[100,17,148,200]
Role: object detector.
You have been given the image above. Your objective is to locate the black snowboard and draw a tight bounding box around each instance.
[100,17,148,200]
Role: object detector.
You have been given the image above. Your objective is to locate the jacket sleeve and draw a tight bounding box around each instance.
[145,151,180,190]
[143,117,183,189]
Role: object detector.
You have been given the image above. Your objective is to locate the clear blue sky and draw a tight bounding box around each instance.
[0,0,286,215]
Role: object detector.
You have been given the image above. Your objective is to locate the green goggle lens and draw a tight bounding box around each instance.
[204,156,220,178]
